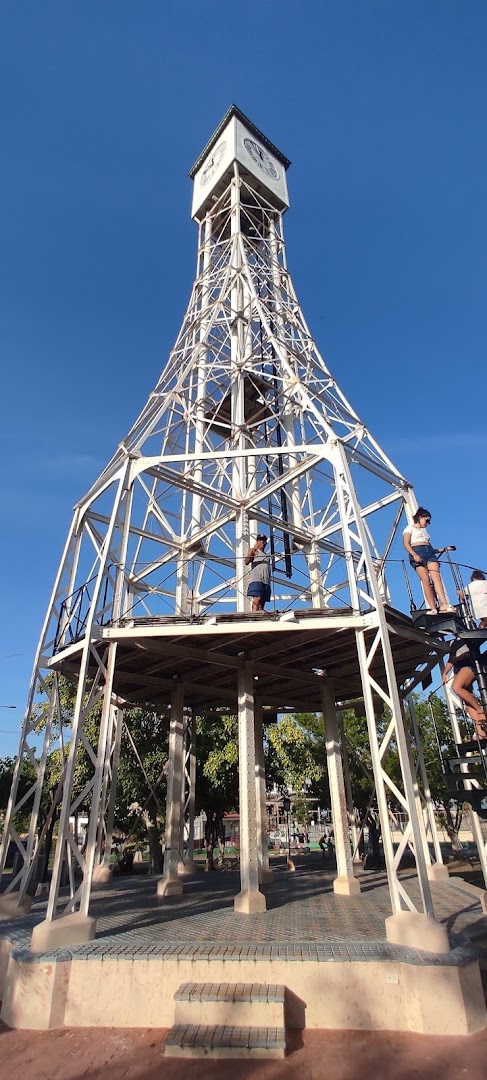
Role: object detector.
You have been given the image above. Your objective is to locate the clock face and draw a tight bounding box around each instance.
[200,141,226,187]
[243,137,280,180]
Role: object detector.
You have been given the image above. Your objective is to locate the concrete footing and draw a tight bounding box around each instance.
[92,864,113,885]
[31,913,96,953]
[234,889,267,913]
[0,893,32,918]
[333,875,362,897]
[157,877,183,898]
[427,864,450,882]
[178,859,197,876]
[385,911,450,954]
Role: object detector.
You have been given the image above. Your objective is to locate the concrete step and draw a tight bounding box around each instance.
[173,981,285,1028]
[164,1024,286,1059]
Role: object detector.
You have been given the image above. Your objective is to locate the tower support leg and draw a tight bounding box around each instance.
[157,682,185,898]
[335,447,450,952]
[322,682,361,896]
[234,663,266,913]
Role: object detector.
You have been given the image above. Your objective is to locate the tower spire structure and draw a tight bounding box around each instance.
[1,107,448,952]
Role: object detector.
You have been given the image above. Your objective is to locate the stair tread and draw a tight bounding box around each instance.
[455,740,487,754]
[175,981,285,1003]
[166,1023,286,1050]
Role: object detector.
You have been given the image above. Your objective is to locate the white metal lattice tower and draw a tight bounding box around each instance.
[0,107,449,952]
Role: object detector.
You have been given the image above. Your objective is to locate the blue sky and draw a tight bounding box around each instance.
[1,2,486,754]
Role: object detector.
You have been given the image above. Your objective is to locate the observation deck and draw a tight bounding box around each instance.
[48,604,446,711]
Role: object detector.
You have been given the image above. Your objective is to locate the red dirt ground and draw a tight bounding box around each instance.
[1,1023,487,1080]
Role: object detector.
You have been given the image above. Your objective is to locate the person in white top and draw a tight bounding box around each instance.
[458,570,487,628]
[402,507,455,614]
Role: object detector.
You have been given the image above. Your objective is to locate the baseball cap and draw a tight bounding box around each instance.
[256,534,268,542]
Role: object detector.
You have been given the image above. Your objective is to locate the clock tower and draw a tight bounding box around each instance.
[190,104,290,220]
[1,105,454,962]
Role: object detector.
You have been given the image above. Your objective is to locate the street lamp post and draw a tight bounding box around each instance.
[282,795,291,862]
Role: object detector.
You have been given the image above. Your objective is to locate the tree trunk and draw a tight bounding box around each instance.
[142,806,163,874]
[438,801,463,853]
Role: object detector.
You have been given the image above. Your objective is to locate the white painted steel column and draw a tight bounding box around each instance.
[234,663,266,912]
[157,682,185,897]
[335,445,449,952]
[254,699,272,884]
[230,172,251,612]
[322,682,361,896]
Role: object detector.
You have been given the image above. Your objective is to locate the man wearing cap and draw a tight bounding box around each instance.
[245,534,272,611]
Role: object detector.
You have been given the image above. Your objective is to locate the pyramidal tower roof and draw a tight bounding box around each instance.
[189,104,292,178]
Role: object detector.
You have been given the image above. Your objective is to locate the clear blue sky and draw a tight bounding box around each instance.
[1,2,486,754]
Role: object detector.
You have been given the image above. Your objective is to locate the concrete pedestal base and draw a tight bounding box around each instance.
[259,869,274,884]
[178,859,197,875]
[385,911,450,954]
[481,892,487,916]
[427,863,450,882]
[157,877,183,898]
[333,875,361,897]
[0,893,32,917]
[234,889,267,913]
[31,913,96,953]
[92,864,113,884]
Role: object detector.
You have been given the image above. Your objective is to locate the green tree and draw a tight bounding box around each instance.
[412,692,464,851]
[0,756,38,833]
[33,676,169,870]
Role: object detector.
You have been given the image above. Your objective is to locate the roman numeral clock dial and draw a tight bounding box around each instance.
[243,137,280,179]
[200,141,226,186]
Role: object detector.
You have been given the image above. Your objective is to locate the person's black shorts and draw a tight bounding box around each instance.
[453,661,474,676]
[247,581,271,603]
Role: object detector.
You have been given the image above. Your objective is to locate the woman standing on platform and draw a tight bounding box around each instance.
[245,534,272,611]
[403,508,455,614]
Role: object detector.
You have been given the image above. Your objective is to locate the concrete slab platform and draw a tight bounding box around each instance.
[1,854,486,1035]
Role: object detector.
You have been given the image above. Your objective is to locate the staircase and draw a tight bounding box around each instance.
[164,982,287,1059]
[443,740,487,819]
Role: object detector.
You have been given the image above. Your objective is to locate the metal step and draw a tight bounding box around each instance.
[164,1024,286,1059]
[444,774,487,791]
[455,739,487,755]
[447,756,485,773]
